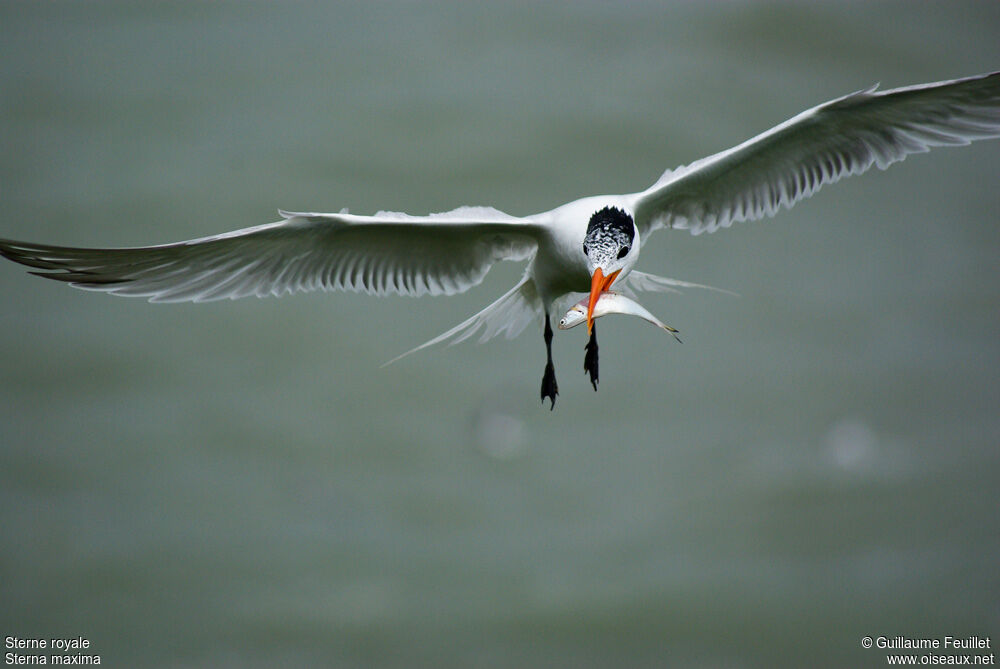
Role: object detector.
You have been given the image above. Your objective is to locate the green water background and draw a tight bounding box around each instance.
[1,2,998,666]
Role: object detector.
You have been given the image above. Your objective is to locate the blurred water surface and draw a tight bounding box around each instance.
[1,2,998,667]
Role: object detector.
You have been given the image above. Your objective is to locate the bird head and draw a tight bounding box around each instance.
[582,206,639,333]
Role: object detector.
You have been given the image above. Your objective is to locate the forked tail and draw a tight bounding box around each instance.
[623,270,738,297]
[381,275,541,367]
[381,270,732,366]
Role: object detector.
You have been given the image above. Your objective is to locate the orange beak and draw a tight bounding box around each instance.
[586,267,621,334]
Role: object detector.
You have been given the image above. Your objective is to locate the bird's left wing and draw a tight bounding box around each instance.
[632,71,1000,236]
[0,207,540,302]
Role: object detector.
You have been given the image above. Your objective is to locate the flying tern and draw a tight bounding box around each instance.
[1,71,999,408]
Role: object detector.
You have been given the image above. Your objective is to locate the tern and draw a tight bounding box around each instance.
[1,71,999,408]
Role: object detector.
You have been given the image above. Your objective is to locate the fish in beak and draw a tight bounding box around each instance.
[586,267,621,334]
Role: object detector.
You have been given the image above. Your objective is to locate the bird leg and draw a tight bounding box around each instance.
[540,313,559,410]
[583,325,598,391]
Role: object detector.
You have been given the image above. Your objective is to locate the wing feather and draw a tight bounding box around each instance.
[634,71,1000,236]
[0,207,541,302]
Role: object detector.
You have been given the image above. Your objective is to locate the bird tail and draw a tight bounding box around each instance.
[381,275,541,367]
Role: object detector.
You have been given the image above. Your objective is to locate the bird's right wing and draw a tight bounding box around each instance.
[0,207,541,302]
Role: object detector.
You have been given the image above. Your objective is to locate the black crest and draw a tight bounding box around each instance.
[583,206,634,257]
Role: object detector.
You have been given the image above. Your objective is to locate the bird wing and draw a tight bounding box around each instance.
[0,206,541,302]
[632,71,1000,236]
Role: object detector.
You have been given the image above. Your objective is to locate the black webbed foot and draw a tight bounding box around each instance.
[541,360,559,410]
[583,326,598,391]
[540,313,558,410]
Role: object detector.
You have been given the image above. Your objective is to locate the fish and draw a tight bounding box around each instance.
[558,292,681,342]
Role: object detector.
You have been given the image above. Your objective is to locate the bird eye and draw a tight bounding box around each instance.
[582,244,589,255]
[617,245,630,259]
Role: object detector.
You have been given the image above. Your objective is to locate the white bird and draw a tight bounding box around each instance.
[2,71,999,408]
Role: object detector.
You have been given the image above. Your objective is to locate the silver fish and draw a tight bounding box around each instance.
[558,292,681,342]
